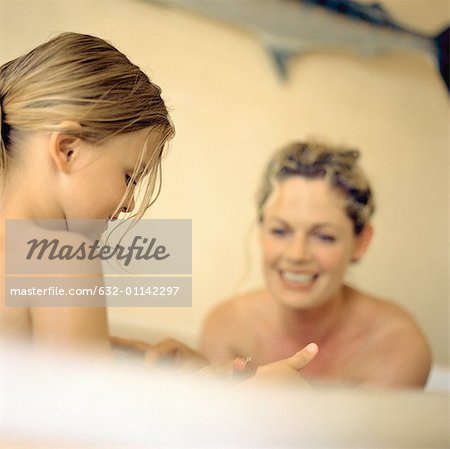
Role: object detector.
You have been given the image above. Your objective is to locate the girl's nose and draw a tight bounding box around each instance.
[121,196,135,214]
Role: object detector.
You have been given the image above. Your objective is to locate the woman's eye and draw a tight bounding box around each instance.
[316,234,336,243]
[270,228,288,236]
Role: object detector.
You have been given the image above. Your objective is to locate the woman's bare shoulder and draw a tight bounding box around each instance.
[346,286,431,387]
[348,287,425,333]
[204,288,269,326]
[201,288,269,359]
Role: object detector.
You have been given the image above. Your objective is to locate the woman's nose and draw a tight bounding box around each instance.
[284,236,311,262]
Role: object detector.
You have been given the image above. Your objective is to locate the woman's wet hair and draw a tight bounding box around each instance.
[257,141,375,235]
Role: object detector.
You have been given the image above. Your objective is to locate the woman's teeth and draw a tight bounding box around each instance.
[282,271,316,284]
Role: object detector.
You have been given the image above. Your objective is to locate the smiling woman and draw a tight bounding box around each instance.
[259,176,372,311]
[201,141,432,389]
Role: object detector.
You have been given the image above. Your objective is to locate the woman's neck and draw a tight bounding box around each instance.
[271,287,351,346]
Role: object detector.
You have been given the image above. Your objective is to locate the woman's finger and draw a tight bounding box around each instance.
[283,343,319,371]
[250,343,319,385]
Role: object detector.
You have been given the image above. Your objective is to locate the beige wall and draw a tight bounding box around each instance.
[1,0,448,364]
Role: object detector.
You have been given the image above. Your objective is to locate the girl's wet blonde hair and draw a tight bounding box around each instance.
[0,32,175,219]
[257,141,375,235]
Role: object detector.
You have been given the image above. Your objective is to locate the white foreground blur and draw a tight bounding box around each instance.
[0,342,448,448]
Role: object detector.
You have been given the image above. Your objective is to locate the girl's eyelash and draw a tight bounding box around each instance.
[125,174,137,186]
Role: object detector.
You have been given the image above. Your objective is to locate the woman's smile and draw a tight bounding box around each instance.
[279,270,319,291]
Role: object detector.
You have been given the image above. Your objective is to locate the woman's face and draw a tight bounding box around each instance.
[60,128,162,220]
[260,177,369,311]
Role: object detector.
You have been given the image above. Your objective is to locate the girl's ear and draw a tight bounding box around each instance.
[49,121,83,174]
[351,224,373,262]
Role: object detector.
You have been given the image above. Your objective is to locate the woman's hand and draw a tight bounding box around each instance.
[249,343,319,386]
[199,343,319,385]
[111,336,318,385]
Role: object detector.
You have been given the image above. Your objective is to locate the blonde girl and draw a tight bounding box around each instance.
[0,32,174,353]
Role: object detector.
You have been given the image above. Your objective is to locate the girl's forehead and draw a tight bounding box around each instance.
[108,128,163,162]
[114,127,158,148]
